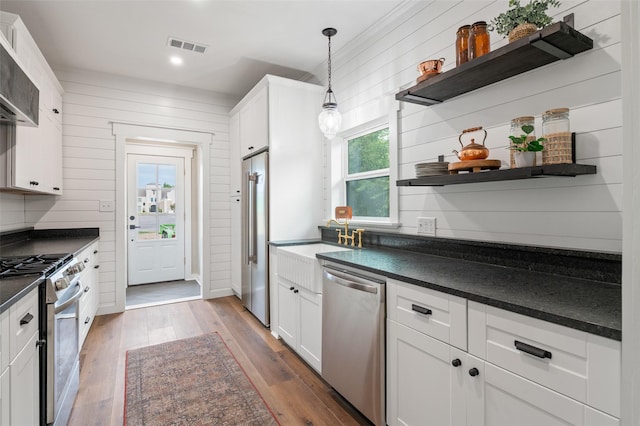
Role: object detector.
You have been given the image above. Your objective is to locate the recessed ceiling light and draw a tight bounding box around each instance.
[170,56,183,66]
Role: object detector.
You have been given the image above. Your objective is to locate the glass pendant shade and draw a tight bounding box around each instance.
[319,27,341,139]
[318,88,342,139]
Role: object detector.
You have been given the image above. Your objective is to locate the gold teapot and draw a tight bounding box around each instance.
[452,126,489,161]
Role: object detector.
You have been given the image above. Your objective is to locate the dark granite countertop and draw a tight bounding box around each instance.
[316,247,621,341]
[0,227,100,313]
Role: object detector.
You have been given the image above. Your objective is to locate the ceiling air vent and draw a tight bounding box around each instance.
[167,37,207,54]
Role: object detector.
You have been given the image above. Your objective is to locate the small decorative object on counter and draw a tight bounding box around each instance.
[488,0,561,43]
[449,127,501,174]
[417,58,445,83]
[509,116,535,167]
[468,21,490,60]
[456,25,471,66]
[542,107,572,164]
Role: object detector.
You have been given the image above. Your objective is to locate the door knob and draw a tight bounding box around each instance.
[129,215,135,220]
[468,368,479,377]
[451,358,462,367]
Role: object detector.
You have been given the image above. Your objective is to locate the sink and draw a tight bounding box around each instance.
[277,243,351,293]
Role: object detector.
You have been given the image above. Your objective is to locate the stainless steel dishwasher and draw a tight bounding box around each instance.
[321,263,386,426]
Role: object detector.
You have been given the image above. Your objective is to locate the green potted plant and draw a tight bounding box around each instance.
[489,0,561,43]
[508,124,545,167]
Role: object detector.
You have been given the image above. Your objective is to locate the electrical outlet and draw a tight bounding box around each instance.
[417,217,436,236]
[99,200,114,212]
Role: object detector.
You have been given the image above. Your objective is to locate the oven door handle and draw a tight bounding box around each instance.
[54,283,83,314]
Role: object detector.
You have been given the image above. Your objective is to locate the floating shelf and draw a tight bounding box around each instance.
[397,163,597,187]
[396,15,593,106]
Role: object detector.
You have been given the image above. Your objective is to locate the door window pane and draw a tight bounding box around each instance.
[346,176,389,217]
[136,163,177,240]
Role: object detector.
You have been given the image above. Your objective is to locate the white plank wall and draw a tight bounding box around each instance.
[317,0,622,253]
[0,193,27,231]
[22,69,237,312]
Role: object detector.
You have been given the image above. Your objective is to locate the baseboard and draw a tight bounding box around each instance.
[204,288,235,299]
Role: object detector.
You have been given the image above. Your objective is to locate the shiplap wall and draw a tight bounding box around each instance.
[319,0,622,253]
[22,69,237,312]
[0,193,27,231]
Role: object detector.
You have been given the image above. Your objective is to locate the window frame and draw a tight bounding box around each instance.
[328,96,399,227]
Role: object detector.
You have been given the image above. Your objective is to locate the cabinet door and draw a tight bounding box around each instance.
[0,367,8,426]
[10,332,39,426]
[12,120,44,191]
[297,289,322,372]
[387,319,455,426]
[276,279,297,347]
[467,359,586,426]
[239,86,268,156]
[230,196,241,296]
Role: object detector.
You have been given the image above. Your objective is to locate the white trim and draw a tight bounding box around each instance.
[622,0,640,424]
[109,122,212,314]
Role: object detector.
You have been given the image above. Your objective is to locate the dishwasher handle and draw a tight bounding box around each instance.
[323,269,382,294]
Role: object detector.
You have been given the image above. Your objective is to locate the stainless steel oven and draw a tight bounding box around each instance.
[44,257,84,426]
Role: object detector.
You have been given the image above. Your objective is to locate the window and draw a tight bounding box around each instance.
[345,127,390,219]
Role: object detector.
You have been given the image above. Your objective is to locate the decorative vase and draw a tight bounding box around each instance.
[514,151,536,168]
[508,22,538,42]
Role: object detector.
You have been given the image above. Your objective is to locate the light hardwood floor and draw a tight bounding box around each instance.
[69,296,371,426]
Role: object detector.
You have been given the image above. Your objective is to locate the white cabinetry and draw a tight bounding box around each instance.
[386,280,621,426]
[229,112,242,296]
[276,276,323,372]
[0,11,64,195]
[78,241,100,349]
[0,288,40,426]
[237,85,269,156]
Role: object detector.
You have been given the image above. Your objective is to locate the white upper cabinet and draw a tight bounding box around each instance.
[237,85,269,156]
[0,12,64,195]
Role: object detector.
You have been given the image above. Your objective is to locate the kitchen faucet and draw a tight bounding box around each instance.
[326,218,364,248]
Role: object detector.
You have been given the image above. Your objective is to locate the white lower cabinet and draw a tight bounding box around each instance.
[78,241,99,349]
[276,277,322,372]
[386,280,621,426]
[10,332,39,426]
[0,367,9,426]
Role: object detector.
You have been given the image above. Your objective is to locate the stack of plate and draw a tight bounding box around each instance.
[415,161,450,177]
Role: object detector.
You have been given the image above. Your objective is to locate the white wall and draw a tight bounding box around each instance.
[22,68,237,311]
[319,0,622,253]
[0,193,28,231]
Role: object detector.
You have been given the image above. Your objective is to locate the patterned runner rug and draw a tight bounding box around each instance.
[125,332,279,425]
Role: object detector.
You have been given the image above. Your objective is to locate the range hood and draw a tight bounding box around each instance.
[0,41,38,126]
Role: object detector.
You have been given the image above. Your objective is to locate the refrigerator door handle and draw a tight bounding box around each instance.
[248,172,258,263]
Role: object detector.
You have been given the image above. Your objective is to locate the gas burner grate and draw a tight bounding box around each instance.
[0,253,72,279]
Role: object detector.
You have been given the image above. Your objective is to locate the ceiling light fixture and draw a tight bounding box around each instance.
[318,27,342,140]
[170,56,183,65]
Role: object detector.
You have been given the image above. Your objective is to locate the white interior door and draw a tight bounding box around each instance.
[127,154,185,285]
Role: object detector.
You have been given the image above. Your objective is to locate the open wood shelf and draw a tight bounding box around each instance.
[397,163,597,187]
[396,15,593,106]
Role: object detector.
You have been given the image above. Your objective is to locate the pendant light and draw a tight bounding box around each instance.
[318,27,342,140]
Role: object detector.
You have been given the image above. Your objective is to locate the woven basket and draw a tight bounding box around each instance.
[542,132,573,164]
[508,23,538,42]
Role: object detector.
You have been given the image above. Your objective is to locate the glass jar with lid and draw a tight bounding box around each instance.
[542,108,572,164]
[468,21,490,60]
[456,25,470,66]
[509,116,535,168]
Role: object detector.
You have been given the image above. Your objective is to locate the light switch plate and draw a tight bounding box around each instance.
[417,217,436,236]
[99,200,114,212]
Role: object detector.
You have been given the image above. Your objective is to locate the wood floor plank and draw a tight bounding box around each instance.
[68,296,371,426]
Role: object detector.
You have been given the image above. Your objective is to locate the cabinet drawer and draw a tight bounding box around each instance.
[468,301,620,418]
[9,288,38,361]
[387,279,467,350]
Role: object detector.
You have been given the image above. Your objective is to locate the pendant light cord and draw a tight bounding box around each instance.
[327,34,332,92]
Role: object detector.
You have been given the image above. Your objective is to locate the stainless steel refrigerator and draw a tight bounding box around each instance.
[241,150,269,326]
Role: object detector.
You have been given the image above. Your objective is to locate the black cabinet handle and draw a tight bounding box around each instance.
[293,289,299,294]
[248,146,254,150]
[515,340,552,359]
[36,339,46,348]
[84,258,90,263]
[20,312,34,325]
[93,250,98,254]
[411,304,432,316]
[30,180,39,186]
[84,286,90,293]
[94,265,100,269]
[451,358,461,367]
[53,187,60,191]
[85,316,91,324]
[289,286,294,291]
[469,368,479,377]
[53,108,60,114]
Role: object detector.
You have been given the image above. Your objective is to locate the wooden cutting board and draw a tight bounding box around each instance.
[448,159,502,174]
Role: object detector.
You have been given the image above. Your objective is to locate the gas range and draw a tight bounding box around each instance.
[0,253,73,279]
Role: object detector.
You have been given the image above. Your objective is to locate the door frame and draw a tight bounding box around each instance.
[125,144,193,285]
[112,122,212,314]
